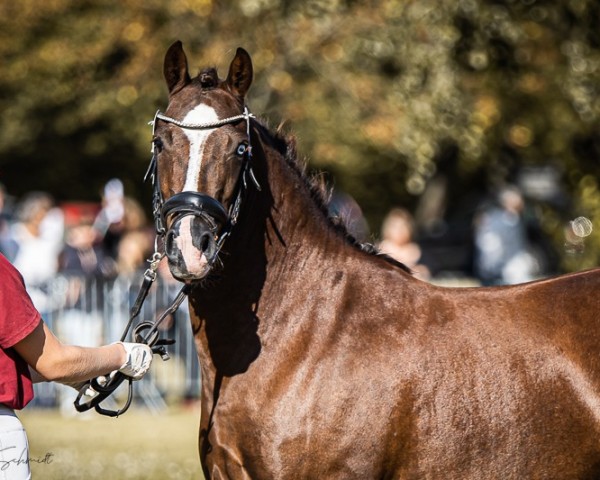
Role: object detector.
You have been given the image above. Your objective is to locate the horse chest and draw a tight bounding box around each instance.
[200,351,413,479]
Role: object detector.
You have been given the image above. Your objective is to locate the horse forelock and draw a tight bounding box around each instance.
[193,67,219,89]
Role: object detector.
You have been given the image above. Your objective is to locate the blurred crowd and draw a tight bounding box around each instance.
[377,185,547,286]
[0,180,202,411]
[328,184,551,286]
[0,179,154,299]
[0,178,552,294]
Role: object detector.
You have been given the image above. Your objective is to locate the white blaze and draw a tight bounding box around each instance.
[182,104,219,191]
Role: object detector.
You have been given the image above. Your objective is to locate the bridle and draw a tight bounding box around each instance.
[145,106,260,256]
[74,105,259,417]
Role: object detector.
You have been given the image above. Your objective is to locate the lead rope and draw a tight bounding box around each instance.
[73,224,189,416]
[75,106,257,416]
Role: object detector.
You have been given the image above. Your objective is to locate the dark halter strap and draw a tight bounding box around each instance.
[162,192,229,230]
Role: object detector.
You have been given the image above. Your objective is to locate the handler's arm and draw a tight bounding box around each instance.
[28,366,47,384]
[14,321,125,383]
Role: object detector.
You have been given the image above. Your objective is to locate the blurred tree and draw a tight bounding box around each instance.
[0,0,598,272]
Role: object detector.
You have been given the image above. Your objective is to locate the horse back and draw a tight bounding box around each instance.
[396,267,600,479]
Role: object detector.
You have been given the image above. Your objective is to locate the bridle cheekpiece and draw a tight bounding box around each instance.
[73,106,259,417]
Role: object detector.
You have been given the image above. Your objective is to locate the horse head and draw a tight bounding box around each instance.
[152,41,254,282]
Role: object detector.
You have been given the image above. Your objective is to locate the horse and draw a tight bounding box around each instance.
[150,41,600,479]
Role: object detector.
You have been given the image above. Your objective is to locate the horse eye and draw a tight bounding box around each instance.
[153,137,164,152]
[236,143,247,156]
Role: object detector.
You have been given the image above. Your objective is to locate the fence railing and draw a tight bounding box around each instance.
[28,274,200,414]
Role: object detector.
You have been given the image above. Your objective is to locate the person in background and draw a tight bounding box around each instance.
[328,190,370,243]
[116,230,153,278]
[59,216,115,279]
[10,192,64,313]
[0,252,153,479]
[473,186,539,285]
[378,208,430,280]
[0,183,18,262]
[94,179,149,263]
[93,178,125,255]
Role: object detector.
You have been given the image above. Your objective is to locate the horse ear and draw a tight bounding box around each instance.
[225,48,253,99]
[164,41,191,95]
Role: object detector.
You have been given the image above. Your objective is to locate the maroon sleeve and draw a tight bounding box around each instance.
[0,254,42,348]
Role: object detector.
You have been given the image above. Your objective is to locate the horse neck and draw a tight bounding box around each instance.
[251,136,342,275]
[188,131,349,377]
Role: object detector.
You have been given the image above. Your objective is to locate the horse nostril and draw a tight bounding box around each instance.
[165,230,176,257]
[200,233,211,253]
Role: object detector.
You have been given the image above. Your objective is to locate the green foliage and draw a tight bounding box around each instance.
[0,0,599,269]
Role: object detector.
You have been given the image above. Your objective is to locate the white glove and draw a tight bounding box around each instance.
[116,342,153,379]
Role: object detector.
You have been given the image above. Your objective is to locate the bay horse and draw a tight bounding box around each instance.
[151,41,600,479]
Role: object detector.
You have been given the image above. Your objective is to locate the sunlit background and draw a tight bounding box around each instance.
[1,0,599,277]
[1,1,599,478]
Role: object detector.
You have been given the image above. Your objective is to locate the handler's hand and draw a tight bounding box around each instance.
[116,342,153,379]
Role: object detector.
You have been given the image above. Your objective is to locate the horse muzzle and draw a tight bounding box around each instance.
[161,192,229,281]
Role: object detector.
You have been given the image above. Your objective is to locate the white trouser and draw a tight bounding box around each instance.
[0,404,30,480]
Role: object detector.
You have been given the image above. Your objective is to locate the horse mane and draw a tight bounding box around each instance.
[253,120,411,274]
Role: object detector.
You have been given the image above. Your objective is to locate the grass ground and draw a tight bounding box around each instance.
[19,405,205,480]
